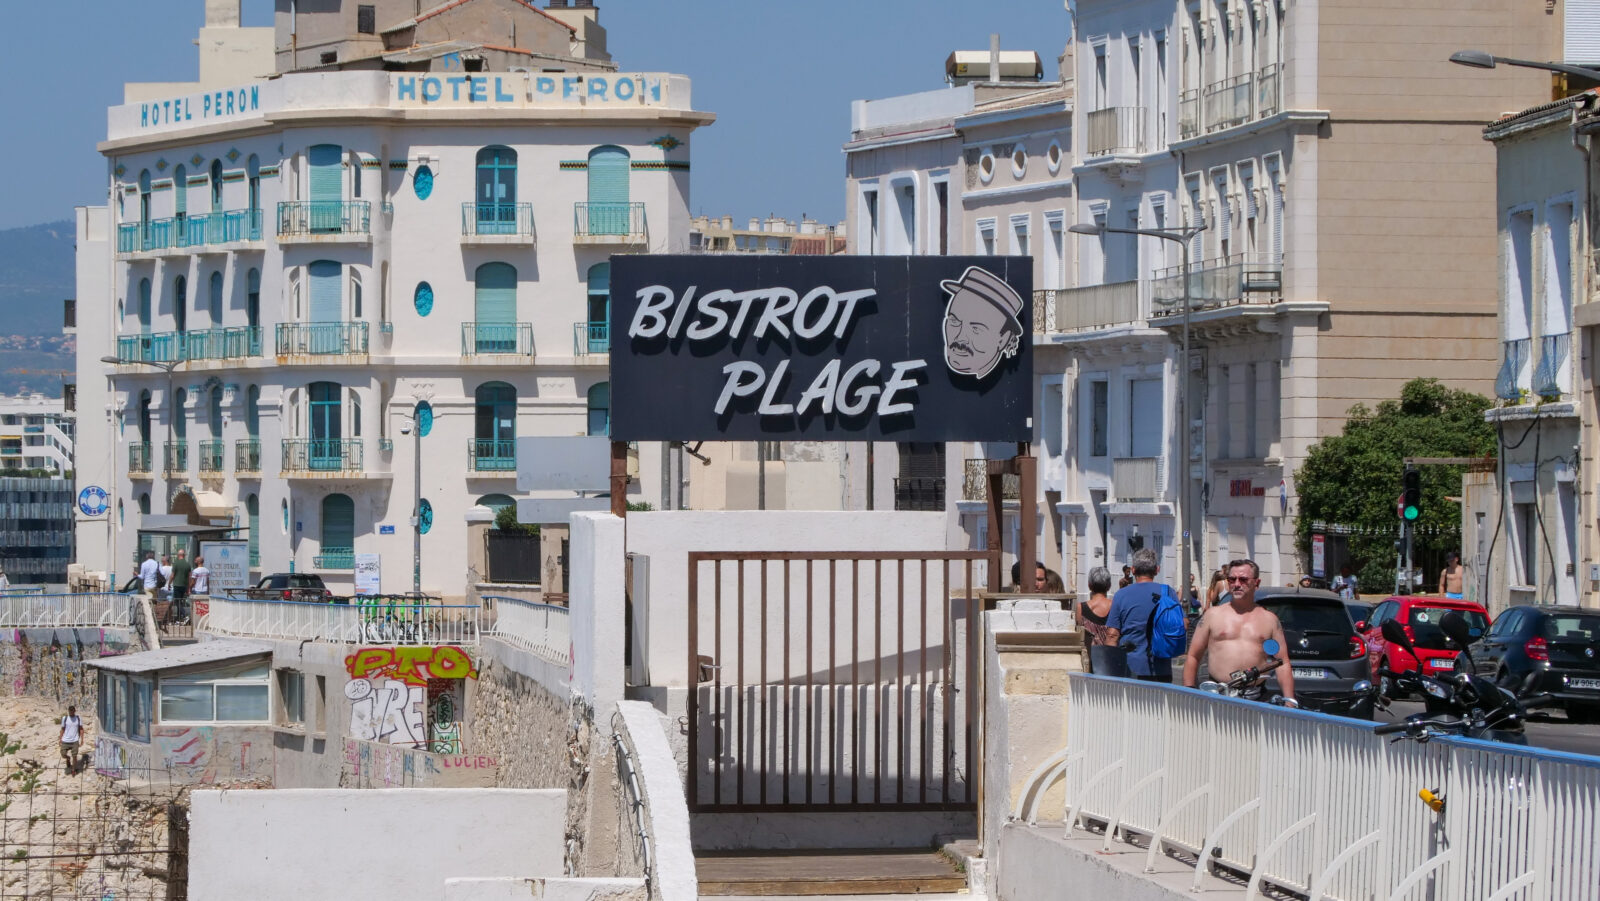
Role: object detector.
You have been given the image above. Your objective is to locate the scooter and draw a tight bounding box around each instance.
[1198,639,1293,704]
[1372,613,1555,745]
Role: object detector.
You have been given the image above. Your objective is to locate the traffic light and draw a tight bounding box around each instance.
[1401,468,1422,521]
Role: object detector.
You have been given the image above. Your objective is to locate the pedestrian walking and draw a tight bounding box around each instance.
[1332,564,1360,601]
[1078,566,1123,675]
[1205,569,1227,606]
[170,549,193,623]
[159,556,173,600]
[1105,548,1185,682]
[1117,565,1133,590]
[139,551,160,599]
[0,568,9,591]
[191,556,210,597]
[1439,551,1465,599]
[60,705,84,774]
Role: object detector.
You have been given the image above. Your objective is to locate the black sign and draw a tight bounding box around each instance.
[609,255,1032,441]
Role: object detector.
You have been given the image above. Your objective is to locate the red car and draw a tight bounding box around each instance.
[1358,595,1491,694]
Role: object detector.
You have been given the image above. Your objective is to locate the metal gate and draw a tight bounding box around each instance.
[686,551,987,813]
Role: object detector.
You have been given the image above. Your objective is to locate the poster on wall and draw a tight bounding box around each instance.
[609,255,1033,441]
[355,554,381,596]
[199,540,251,595]
[1311,534,1326,580]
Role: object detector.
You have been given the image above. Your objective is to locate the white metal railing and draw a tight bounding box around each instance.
[1014,675,1600,901]
[0,592,135,628]
[1085,107,1146,157]
[204,596,480,645]
[1111,456,1161,502]
[484,595,570,664]
[1049,281,1142,332]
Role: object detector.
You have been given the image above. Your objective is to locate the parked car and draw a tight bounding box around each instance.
[239,573,334,602]
[1344,600,1373,630]
[1358,595,1491,695]
[1200,588,1376,718]
[1458,605,1600,722]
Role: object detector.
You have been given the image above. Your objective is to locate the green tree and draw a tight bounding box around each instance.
[1295,378,1495,592]
[493,503,538,536]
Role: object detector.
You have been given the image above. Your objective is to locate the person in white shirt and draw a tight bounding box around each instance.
[139,551,160,598]
[60,705,84,773]
[191,558,210,596]
[0,568,10,591]
[159,556,174,600]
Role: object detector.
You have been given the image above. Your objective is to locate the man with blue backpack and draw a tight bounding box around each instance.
[1105,548,1189,682]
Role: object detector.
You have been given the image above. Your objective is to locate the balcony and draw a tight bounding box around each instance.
[1180,67,1284,141]
[276,201,371,242]
[1150,253,1282,316]
[961,459,1020,502]
[313,548,355,570]
[1255,64,1280,119]
[1532,333,1572,399]
[1085,107,1147,157]
[1178,90,1201,141]
[1203,73,1253,132]
[235,439,261,474]
[115,326,262,364]
[281,439,365,476]
[470,439,516,472]
[461,202,535,244]
[178,209,266,249]
[1496,338,1530,401]
[1113,457,1162,503]
[893,477,945,512]
[129,442,152,476]
[198,439,225,473]
[163,441,188,475]
[1039,281,1142,333]
[574,202,647,245]
[573,322,609,356]
[115,218,178,254]
[461,322,534,356]
[276,322,369,358]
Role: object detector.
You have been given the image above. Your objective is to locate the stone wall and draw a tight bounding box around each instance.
[0,627,144,709]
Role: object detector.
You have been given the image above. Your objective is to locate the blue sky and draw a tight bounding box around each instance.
[0,1,1070,230]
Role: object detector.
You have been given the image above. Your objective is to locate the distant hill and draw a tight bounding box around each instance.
[0,220,75,337]
[0,220,75,397]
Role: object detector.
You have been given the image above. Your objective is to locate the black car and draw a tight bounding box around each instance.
[1200,588,1376,719]
[240,573,334,602]
[1459,604,1600,722]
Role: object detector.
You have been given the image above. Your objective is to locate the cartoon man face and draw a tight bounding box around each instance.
[941,266,1023,380]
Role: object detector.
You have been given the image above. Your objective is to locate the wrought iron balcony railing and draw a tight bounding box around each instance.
[198,439,226,473]
[314,548,355,570]
[129,442,152,475]
[573,322,609,356]
[461,202,535,240]
[282,439,364,474]
[275,322,369,356]
[235,439,261,473]
[1533,333,1572,399]
[163,441,188,474]
[470,439,517,472]
[1495,337,1530,401]
[276,200,371,237]
[461,322,533,356]
[574,202,647,242]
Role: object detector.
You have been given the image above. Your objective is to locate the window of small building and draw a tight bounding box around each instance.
[278,670,305,725]
[357,5,375,35]
[159,659,271,724]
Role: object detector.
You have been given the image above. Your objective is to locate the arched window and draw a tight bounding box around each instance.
[173,164,188,234]
[138,170,152,230]
[477,494,516,524]
[308,144,343,233]
[247,154,261,216]
[172,387,187,441]
[476,146,517,233]
[139,493,151,516]
[138,278,152,333]
[246,494,260,566]
[138,389,152,443]
[210,159,224,211]
[587,382,610,437]
[209,271,224,325]
[308,381,343,471]
[350,269,363,318]
[321,494,355,568]
[209,385,223,439]
[246,268,260,330]
[585,262,610,353]
[474,382,516,470]
[247,385,261,439]
[472,262,517,353]
[173,275,188,334]
[586,145,630,235]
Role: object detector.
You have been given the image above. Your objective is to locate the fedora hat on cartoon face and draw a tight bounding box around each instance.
[941,266,1024,379]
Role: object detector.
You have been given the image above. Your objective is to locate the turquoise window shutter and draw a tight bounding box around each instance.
[308,260,341,322]
[587,146,630,234]
[322,494,355,552]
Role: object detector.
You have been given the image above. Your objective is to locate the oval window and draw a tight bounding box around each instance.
[419,498,434,535]
[978,150,996,184]
[1011,147,1028,177]
[412,165,434,200]
[414,281,434,317]
[415,400,433,437]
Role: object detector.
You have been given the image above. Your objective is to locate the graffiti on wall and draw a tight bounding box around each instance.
[346,677,426,747]
[343,645,478,685]
[3,628,136,705]
[92,736,150,779]
[341,738,497,788]
[428,686,462,755]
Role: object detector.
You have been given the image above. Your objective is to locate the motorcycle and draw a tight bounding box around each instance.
[1371,613,1555,745]
[1198,639,1296,705]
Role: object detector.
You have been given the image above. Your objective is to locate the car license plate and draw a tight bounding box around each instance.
[1426,658,1454,669]
[1572,678,1600,690]
[1292,667,1329,679]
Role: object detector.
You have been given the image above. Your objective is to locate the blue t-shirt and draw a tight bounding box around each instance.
[1107,580,1176,679]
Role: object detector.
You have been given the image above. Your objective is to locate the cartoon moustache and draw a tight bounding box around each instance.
[947,339,975,356]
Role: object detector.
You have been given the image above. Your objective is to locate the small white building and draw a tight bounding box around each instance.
[0,393,74,475]
[74,0,713,595]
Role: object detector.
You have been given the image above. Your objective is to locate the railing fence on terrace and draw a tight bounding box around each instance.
[1015,674,1600,901]
[483,595,570,663]
[0,593,135,628]
[1085,107,1146,157]
[204,595,480,645]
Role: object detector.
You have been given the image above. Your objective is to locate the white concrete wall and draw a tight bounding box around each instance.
[443,878,646,901]
[188,788,566,900]
[74,206,116,579]
[571,511,625,719]
[625,510,949,688]
[615,700,697,901]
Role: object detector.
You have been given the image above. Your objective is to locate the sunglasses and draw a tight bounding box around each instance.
[1225,576,1254,584]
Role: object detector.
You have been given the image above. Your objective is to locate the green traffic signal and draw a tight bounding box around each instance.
[1403,504,1420,521]
[1401,468,1422,522]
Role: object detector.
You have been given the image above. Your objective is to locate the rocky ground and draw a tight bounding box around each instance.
[1,695,180,900]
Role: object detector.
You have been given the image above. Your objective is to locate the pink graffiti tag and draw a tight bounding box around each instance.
[343,646,478,685]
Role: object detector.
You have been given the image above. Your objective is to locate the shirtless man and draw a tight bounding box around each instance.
[1183,558,1297,706]
[1439,552,1465,599]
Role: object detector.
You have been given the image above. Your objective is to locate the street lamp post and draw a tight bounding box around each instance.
[1449,49,1600,81]
[101,353,179,495]
[401,405,423,596]
[1069,220,1208,605]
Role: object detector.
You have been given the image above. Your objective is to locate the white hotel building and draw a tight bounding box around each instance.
[74,0,712,595]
